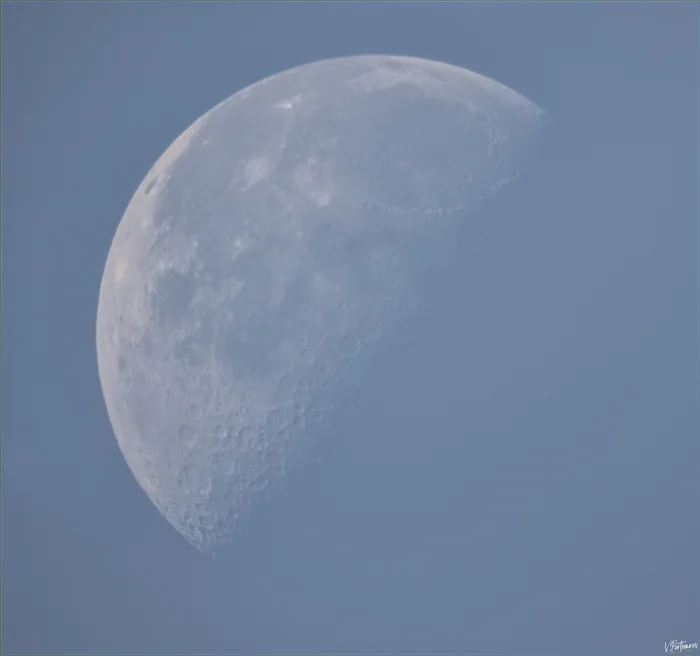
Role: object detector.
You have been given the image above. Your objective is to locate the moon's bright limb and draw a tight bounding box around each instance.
[96,55,545,551]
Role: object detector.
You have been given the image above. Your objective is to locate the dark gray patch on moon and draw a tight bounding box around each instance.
[144,177,159,195]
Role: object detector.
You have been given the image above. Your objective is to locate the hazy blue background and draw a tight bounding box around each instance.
[2,2,698,655]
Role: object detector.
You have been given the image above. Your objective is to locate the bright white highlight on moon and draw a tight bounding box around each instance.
[96,55,545,551]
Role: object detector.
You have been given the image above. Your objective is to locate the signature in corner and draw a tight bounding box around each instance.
[666,640,699,654]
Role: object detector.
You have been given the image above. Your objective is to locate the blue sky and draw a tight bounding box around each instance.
[2,2,698,655]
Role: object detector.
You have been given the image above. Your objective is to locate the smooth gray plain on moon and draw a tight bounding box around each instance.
[96,55,545,551]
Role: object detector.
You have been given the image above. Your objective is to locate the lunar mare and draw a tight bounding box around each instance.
[96,55,545,550]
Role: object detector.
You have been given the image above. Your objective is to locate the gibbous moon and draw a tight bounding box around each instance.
[96,55,545,550]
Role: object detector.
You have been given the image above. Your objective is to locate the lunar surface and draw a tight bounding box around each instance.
[96,55,545,551]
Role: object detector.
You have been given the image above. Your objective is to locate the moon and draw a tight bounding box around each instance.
[96,55,545,551]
